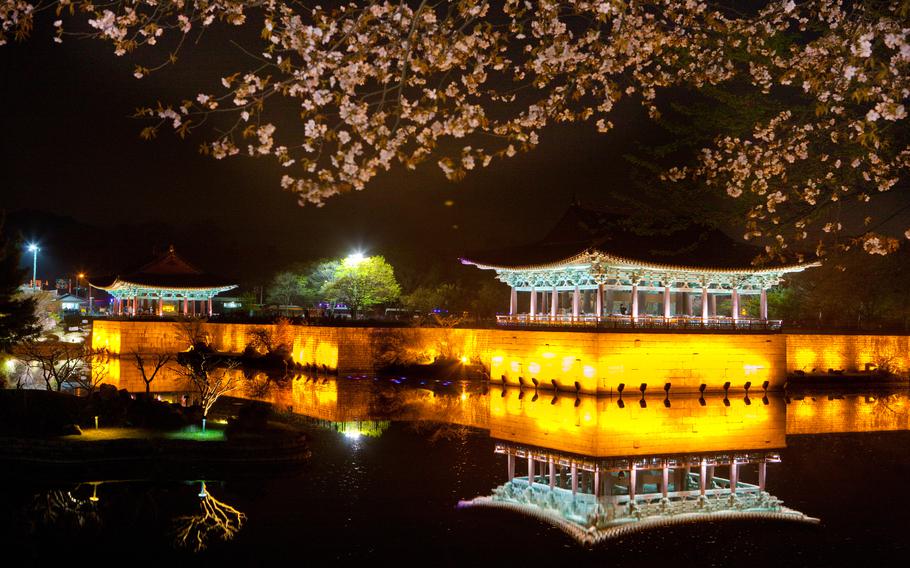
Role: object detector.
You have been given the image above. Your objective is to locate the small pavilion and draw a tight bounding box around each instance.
[90,246,237,317]
[461,203,819,330]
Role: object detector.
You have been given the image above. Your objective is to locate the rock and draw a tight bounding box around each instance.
[98,383,119,401]
[61,423,82,436]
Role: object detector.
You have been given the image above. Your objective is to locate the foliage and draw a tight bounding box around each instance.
[320,255,401,316]
[772,247,910,328]
[265,270,302,307]
[296,258,340,306]
[3,1,909,259]
[0,217,38,351]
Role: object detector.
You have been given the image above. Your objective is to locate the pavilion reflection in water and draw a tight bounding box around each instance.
[460,389,819,546]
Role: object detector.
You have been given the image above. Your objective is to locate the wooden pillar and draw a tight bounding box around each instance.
[699,460,707,496]
[629,467,637,500]
[527,455,535,486]
[157,297,163,317]
[760,288,769,320]
[509,287,517,315]
[758,461,767,491]
[549,458,556,489]
[730,462,738,494]
[183,297,189,315]
[662,463,670,498]
[550,286,558,318]
[701,287,709,322]
[732,289,740,321]
[631,283,639,319]
[507,453,515,481]
[572,286,580,318]
[207,298,213,316]
[595,284,603,319]
[529,287,537,319]
[663,285,672,319]
[571,464,578,496]
[594,467,601,498]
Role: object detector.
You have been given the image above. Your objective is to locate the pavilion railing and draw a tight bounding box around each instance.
[495,314,783,332]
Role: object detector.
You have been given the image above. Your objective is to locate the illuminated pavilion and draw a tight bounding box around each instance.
[90,246,237,317]
[462,203,819,329]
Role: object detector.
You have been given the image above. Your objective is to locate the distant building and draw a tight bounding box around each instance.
[462,203,819,329]
[90,245,237,317]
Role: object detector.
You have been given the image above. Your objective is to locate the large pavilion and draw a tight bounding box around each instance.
[90,246,237,317]
[462,203,819,330]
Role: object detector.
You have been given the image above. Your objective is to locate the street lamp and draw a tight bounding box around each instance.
[78,273,93,315]
[27,243,39,290]
[345,251,365,266]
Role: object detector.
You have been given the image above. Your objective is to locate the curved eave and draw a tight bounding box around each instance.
[92,278,238,293]
[458,498,819,546]
[461,251,820,276]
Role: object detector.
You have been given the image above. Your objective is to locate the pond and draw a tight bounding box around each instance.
[1,377,909,566]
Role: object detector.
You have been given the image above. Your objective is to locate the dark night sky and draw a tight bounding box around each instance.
[1,14,658,286]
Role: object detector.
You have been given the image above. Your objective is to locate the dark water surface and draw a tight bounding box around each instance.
[1,379,909,567]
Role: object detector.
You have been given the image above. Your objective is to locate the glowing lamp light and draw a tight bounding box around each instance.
[491,356,504,365]
[345,251,366,266]
[27,243,38,253]
[583,365,596,378]
[542,352,555,359]
[528,362,541,374]
[343,430,362,440]
[460,355,469,364]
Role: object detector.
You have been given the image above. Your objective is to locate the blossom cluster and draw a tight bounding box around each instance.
[2,0,908,258]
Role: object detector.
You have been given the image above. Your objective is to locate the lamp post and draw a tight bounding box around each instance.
[27,244,39,290]
[78,273,93,315]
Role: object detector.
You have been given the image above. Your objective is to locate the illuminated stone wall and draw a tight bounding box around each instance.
[488,331,786,394]
[90,320,492,374]
[785,333,910,374]
[91,321,907,394]
[489,390,787,457]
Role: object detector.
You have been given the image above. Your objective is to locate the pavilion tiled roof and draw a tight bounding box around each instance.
[462,203,801,272]
[90,246,236,290]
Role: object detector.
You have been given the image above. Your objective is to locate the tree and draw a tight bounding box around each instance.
[18,342,109,392]
[265,271,302,307]
[297,259,340,307]
[131,350,173,395]
[177,353,239,419]
[0,217,39,351]
[321,255,401,318]
[4,1,908,259]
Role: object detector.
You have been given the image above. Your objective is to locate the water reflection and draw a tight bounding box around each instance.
[22,479,247,554]
[13,371,910,556]
[173,482,247,552]
[458,444,818,546]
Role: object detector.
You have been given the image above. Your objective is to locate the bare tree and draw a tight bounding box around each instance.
[177,353,239,419]
[173,482,246,553]
[69,347,111,395]
[247,317,292,356]
[173,318,210,351]
[18,342,109,393]
[131,350,174,395]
